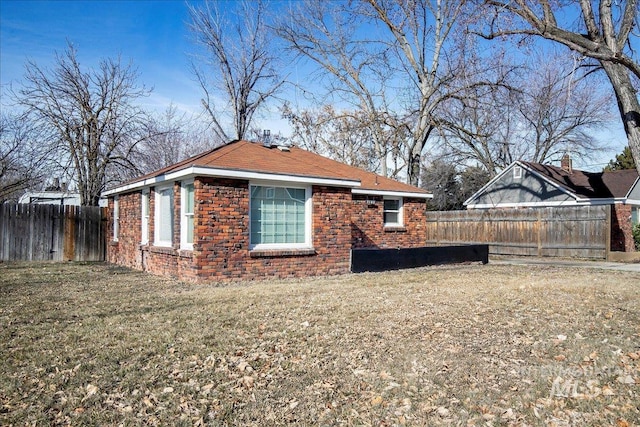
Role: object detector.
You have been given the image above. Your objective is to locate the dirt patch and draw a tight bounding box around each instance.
[1,262,638,425]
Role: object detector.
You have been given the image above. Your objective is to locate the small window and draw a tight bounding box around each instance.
[383,198,403,226]
[141,190,149,244]
[513,166,522,179]
[155,186,174,247]
[632,206,639,225]
[113,196,119,241]
[181,181,195,249]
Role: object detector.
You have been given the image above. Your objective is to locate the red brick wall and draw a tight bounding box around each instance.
[108,177,427,282]
[310,185,352,275]
[611,204,635,252]
[191,179,352,281]
[107,191,142,268]
[143,182,198,281]
[192,178,250,280]
[351,195,427,248]
[107,183,198,281]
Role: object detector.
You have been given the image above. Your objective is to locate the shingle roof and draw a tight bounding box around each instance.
[521,161,639,199]
[116,140,431,196]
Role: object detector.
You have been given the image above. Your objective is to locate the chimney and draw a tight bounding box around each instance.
[560,153,572,173]
[262,129,271,147]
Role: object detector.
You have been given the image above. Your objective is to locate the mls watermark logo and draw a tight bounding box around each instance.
[515,365,623,399]
[549,376,579,398]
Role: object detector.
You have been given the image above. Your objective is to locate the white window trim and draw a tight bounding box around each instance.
[383,197,404,227]
[180,180,195,250]
[154,185,174,247]
[141,189,149,244]
[249,182,312,250]
[513,165,523,179]
[632,206,640,225]
[113,196,119,241]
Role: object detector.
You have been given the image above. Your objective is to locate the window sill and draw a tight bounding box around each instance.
[178,249,193,258]
[250,248,316,258]
[147,245,176,255]
[140,245,192,258]
[384,226,407,232]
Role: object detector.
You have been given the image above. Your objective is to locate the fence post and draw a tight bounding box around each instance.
[537,209,542,257]
[50,205,62,261]
[63,206,75,261]
[605,205,611,261]
[436,211,440,246]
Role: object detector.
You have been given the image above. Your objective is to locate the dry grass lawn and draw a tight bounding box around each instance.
[1,261,639,426]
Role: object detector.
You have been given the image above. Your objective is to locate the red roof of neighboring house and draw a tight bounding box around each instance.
[111,140,431,197]
[522,161,639,199]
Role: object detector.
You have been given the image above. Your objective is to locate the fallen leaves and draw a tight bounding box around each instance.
[1,262,639,426]
[436,406,450,417]
[371,395,383,406]
[616,375,635,385]
[82,384,98,401]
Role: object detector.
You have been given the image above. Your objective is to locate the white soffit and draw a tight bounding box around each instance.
[104,166,362,195]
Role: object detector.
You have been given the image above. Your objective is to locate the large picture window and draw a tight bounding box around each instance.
[383,197,403,227]
[155,186,173,247]
[181,181,195,249]
[250,184,310,249]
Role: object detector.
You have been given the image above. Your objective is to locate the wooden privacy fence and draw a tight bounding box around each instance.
[425,206,610,259]
[0,203,106,261]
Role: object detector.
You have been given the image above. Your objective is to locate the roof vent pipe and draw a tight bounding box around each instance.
[262,129,271,147]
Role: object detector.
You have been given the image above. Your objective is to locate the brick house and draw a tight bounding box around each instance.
[464,155,640,252]
[104,140,433,282]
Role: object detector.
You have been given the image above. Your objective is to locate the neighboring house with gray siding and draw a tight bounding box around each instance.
[465,155,640,252]
[18,191,108,207]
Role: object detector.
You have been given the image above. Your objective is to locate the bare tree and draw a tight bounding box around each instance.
[276,0,401,178]
[11,44,154,205]
[282,103,383,172]
[363,0,469,185]
[278,0,497,185]
[477,0,640,174]
[188,0,285,142]
[0,113,55,202]
[126,104,215,177]
[511,55,611,163]
[435,48,516,175]
[440,51,612,175]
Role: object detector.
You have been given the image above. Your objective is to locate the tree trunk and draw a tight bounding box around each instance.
[408,152,421,186]
[601,62,640,175]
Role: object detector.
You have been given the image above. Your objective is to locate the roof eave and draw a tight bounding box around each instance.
[352,188,433,199]
[624,176,640,199]
[467,197,628,209]
[104,166,362,196]
[463,162,520,206]
[464,161,580,207]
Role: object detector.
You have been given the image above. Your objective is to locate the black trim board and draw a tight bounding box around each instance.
[351,245,489,273]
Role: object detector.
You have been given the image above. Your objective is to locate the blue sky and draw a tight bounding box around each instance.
[0,0,631,170]
[1,0,204,112]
